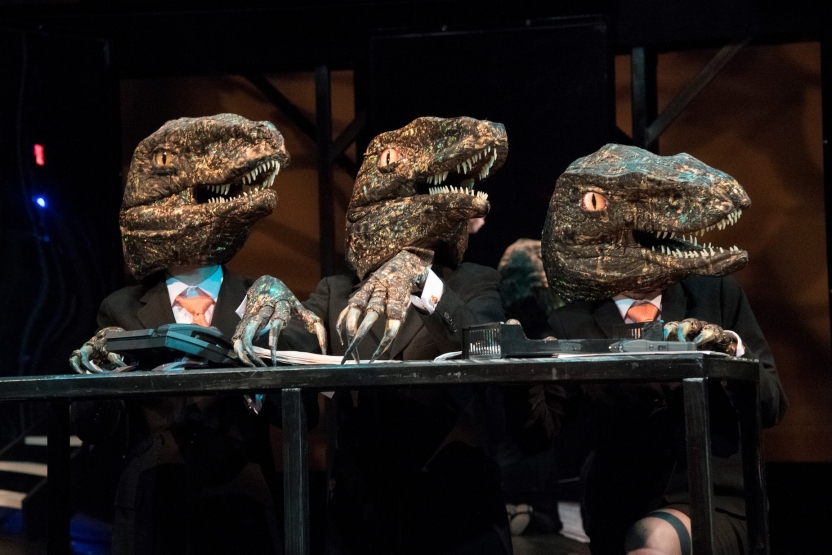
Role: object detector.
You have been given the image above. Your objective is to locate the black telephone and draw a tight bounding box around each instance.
[104,323,239,370]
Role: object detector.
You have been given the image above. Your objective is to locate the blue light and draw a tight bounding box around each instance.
[35,197,46,208]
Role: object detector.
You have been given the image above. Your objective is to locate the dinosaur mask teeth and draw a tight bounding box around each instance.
[637,207,745,259]
[427,185,489,200]
[424,145,499,187]
[194,159,280,204]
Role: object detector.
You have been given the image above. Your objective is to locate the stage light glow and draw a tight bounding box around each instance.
[34,144,45,166]
[35,197,46,208]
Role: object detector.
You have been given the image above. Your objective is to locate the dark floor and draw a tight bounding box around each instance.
[0,534,589,555]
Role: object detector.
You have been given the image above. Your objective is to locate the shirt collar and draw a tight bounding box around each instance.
[165,265,223,306]
[612,290,663,321]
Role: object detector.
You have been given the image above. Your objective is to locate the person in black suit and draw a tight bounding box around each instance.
[283,260,517,555]
[73,267,310,555]
[548,275,787,555]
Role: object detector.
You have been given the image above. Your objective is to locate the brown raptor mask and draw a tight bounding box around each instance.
[120,114,289,279]
[346,116,508,278]
[542,144,750,302]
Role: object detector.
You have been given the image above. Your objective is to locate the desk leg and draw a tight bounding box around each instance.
[47,400,71,555]
[683,378,715,555]
[739,380,769,555]
[282,388,309,555]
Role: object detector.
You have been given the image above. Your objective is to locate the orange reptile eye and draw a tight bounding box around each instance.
[581,192,607,212]
[154,150,175,166]
[378,148,400,167]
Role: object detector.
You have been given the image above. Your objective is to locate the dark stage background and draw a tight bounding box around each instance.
[0,1,830,552]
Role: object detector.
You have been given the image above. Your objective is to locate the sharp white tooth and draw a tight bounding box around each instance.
[670,232,675,239]
[651,246,655,251]
[483,192,488,200]
[444,171,449,181]
[709,247,715,256]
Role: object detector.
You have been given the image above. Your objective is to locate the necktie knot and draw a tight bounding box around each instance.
[625,301,659,323]
[176,293,214,327]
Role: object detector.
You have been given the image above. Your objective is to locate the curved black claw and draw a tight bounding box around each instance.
[340,311,380,364]
[369,319,402,362]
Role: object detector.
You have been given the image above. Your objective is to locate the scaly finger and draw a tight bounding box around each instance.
[335,305,350,345]
[79,345,103,374]
[693,326,720,347]
[268,318,287,367]
[663,322,679,341]
[107,352,128,367]
[242,319,267,367]
[677,321,694,342]
[370,319,402,362]
[345,306,363,347]
[315,322,328,355]
[69,351,85,374]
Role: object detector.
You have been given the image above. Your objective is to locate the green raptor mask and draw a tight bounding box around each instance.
[120,113,289,279]
[346,116,508,278]
[542,144,750,302]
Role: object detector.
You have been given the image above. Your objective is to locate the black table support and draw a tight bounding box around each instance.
[683,377,716,555]
[0,354,767,555]
[47,400,71,555]
[739,380,770,555]
[282,388,310,555]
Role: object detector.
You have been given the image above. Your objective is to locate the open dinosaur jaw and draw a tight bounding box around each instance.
[632,207,748,272]
[413,144,501,196]
[193,158,281,205]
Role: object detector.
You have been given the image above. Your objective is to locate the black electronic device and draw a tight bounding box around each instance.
[462,322,696,359]
[103,324,240,370]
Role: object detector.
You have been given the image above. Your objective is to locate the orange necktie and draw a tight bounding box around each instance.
[625,301,659,323]
[176,293,214,327]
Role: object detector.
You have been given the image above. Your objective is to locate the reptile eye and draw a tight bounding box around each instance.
[581,192,607,212]
[154,150,174,166]
[378,148,400,167]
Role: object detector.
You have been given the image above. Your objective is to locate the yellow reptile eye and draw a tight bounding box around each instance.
[378,148,400,167]
[154,150,174,166]
[581,192,607,212]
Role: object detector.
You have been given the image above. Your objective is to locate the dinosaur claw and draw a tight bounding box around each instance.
[315,322,328,355]
[371,319,401,362]
[341,311,379,364]
[345,306,362,345]
[335,306,350,345]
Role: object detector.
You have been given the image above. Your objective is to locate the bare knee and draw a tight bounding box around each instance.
[624,509,691,555]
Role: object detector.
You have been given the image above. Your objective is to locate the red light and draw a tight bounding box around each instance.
[34,144,45,166]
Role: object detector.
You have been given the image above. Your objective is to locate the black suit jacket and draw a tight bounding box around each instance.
[284,262,514,555]
[74,269,299,555]
[548,275,787,546]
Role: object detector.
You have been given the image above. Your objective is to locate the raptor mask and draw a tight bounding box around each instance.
[542,144,750,302]
[346,116,508,278]
[120,113,289,279]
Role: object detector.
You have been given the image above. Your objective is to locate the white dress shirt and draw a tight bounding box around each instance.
[409,268,444,314]
[165,265,246,325]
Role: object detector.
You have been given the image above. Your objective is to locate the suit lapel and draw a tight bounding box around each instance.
[660,282,688,323]
[136,279,176,330]
[211,270,246,338]
[592,300,625,339]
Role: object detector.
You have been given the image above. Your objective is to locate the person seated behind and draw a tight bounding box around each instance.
[541,144,787,555]
[69,115,324,555]
[253,117,565,554]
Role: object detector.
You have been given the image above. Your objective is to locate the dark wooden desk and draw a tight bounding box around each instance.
[0,353,768,555]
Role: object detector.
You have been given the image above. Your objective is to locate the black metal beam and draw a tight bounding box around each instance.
[47,400,71,555]
[0,356,759,400]
[631,46,658,152]
[282,388,309,555]
[683,377,716,555]
[316,65,336,278]
[823,0,832,346]
[646,38,751,146]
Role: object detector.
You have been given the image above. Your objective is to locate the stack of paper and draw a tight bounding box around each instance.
[251,347,397,365]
